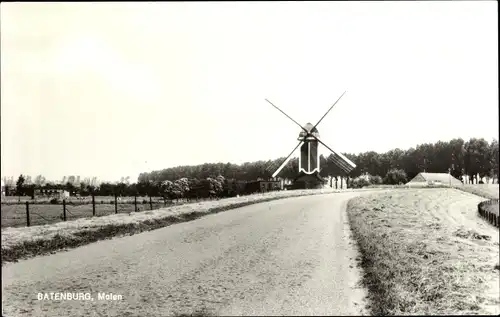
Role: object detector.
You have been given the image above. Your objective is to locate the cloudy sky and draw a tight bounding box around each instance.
[1,2,497,182]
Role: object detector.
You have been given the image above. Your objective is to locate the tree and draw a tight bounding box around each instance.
[172,178,190,201]
[171,182,183,201]
[79,182,88,196]
[464,138,491,183]
[68,176,76,185]
[210,177,224,197]
[115,182,128,197]
[186,178,202,200]
[160,180,174,200]
[34,175,46,187]
[176,178,190,193]
[24,175,32,185]
[357,151,382,176]
[65,182,76,195]
[489,139,499,183]
[86,184,96,195]
[215,175,226,186]
[384,168,407,185]
[15,174,26,196]
[98,182,115,196]
[449,138,466,179]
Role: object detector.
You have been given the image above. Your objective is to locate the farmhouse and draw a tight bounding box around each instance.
[406,172,463,187]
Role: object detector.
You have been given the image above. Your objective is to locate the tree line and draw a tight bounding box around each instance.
[8,137,499,199]
[11,174,236,201]
[139,137,498,184]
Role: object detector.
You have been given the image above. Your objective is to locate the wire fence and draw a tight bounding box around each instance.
[477,199,499,228]
[1,195,180,228]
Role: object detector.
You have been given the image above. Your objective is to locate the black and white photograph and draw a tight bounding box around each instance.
[1,1,498,316]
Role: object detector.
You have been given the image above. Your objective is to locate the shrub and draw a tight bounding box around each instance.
[49,198,60,204]
[351,176,371,189]
[384,168,408,185]
[370,175,383,185]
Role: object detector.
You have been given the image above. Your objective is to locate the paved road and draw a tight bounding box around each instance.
[2,193,369,316]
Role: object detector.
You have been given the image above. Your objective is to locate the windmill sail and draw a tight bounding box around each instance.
[328,152,356,174]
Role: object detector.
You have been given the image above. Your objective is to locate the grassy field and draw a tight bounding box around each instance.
[347,188,499,315]
[0,195,166,204]
[1,201,168,228]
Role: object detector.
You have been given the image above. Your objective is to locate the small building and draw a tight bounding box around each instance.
[245,180,282,194]
[224,180,247,194]
[2,185,15,196]
[406,172,462,187]
[35,188,70,198]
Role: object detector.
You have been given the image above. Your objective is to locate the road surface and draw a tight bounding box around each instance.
[2,193,370,316]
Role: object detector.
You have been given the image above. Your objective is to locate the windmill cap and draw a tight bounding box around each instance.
[303,122,318,132]
[298,122,320,139]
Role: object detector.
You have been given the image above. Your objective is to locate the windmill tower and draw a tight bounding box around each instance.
[298,122,321,175]
[265,91,357,189]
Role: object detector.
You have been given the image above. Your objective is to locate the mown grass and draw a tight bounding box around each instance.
[484,203,499,216]
[455,184,499,200]
[1,188,339,265]
[346,189,499,315]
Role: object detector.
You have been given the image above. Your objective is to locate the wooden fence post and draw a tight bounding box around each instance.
[92,194,96,216]
[25,201,30,227]
[63,199,67,221]
[114,194,118,214]
[149,196,153,210]
[134,195,137,212]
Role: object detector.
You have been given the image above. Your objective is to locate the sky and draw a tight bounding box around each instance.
[1,2,498,183]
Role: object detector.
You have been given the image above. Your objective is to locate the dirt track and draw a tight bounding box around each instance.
[2,193,371,317]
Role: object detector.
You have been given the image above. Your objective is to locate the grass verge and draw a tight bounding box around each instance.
[1,188,339,265]
[483,203,499,216]
[454,184,499,200]
[346,188,499,315]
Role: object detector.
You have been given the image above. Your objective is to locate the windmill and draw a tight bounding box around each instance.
[265,91,356,187]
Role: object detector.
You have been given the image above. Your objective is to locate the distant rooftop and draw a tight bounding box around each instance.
[407,172,462,186]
